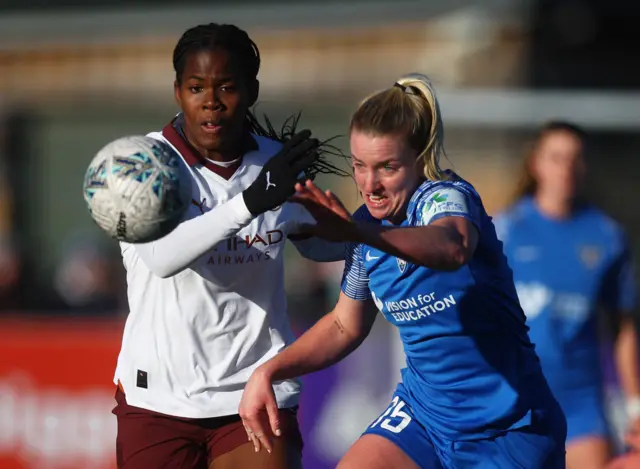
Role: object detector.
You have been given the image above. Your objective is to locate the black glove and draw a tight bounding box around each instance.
[243,129,319,216]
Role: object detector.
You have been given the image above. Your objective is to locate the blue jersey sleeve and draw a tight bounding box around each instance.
[415,184,482,231]
[340,205,372,301]
[602,235,636,313]
[340,242,371,300]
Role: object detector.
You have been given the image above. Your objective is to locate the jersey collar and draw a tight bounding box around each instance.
[161,114,258,180]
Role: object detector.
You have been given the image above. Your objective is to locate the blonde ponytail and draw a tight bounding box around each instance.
[349,73,447,181]
[395,74,446,181]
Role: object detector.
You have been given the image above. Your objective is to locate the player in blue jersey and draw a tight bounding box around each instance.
[237,74,567,468]
[608,431,640,468]
[493,122,640,469]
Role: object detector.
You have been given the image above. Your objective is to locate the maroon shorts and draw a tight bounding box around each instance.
[112,388,303,469]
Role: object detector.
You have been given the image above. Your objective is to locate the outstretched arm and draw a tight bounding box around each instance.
[293,180,479,271]
[353,216,478,271]
[130,131,321,278]
[130,194,254,278]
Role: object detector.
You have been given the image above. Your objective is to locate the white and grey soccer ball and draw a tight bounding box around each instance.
[83,135,191,243]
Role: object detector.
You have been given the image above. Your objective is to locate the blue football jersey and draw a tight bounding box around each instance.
[495,197,636,393]
[341,175,549,441]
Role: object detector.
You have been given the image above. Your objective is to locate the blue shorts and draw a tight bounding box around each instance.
[554,387,609,444]
[362,383,566,469]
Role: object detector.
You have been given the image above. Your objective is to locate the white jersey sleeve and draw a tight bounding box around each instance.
[128,193,254,278]
[284,202,346,262]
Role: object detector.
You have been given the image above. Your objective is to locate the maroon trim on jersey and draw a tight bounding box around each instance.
[161,119,257,181]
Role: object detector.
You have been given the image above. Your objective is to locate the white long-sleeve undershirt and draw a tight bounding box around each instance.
[131,193,253,278]
[128,193,345,278]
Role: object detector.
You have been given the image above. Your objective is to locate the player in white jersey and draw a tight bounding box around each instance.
[111,23,347,469]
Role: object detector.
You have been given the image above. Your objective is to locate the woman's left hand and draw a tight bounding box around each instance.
[238,368,281,454]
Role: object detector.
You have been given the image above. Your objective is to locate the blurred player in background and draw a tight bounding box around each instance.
[112,23,347,469]
[239,74,567,469]
[607,432,640,469]
[494,122,640,469]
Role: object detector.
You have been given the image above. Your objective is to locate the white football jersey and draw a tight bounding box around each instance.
[114,120,319,418]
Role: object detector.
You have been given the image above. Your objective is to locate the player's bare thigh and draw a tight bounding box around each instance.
[566,436,611,469]
[337,434,421,469]
[208,438,302,469]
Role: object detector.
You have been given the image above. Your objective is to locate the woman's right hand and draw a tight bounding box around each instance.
[291,180,357,242]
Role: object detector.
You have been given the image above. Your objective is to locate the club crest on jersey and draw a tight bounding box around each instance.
[579,245,602,269]
[397,257,407,273]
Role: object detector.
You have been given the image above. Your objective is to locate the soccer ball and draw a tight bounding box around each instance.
[83,135,191,243]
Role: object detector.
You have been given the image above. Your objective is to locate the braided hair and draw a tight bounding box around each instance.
[173,23,349,179]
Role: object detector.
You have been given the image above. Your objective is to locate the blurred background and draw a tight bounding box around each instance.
[0,0,639,467]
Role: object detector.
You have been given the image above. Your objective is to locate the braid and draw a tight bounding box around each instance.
[173,23,260,85]
[173,23,349,179]
[246,110,352,180]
